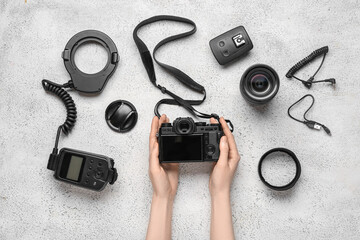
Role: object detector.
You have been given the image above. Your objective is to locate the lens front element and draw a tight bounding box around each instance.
[250,74,270,93]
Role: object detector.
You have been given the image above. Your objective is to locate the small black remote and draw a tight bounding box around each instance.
[209,26,253,65]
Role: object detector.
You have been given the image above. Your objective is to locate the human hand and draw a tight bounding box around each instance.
[147,115,178,240]
[209,117,240,198]
[149,114,179,200]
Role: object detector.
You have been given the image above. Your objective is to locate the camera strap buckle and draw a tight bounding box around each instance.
[158,85,167,94]
[210,113,219,120]
[225,119,234,132]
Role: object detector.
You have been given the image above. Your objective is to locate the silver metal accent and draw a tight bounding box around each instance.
[232,34,246,47]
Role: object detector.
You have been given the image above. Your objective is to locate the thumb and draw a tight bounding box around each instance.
[149,141,160,171]
[217,136,229,166]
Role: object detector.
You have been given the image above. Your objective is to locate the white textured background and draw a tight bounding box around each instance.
[1,0,360,239]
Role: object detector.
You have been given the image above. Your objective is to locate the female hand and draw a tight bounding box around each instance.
[209,117,240,197]
[147,115,179,240]
[148,114,179,199]
[209,117,240,240]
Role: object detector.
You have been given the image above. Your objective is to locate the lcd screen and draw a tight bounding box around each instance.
[161,135,202,161]
[65,155,84,181]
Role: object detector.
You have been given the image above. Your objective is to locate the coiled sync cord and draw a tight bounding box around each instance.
[285,46,336,89]
[42,79,77,155]
[288,94,331,136]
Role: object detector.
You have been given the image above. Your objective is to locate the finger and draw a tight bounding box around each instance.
[219,117,240,166]
[149,115,166,170]
[163,163,179,191]
[149,116,159,148]
[219,117,238,152]
[158,114,167,131]
[166,116,170,123]
[217,136,229,166]
[210,161,216,173]
[149,141,160,170]
[230,153,241,169]
[210,117,218,124]
[162,162,178,171]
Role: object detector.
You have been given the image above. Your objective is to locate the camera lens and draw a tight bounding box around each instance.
[250,74,270,93]
[240,64,279,105]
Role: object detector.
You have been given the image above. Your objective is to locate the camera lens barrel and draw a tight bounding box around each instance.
[240,64,280,105]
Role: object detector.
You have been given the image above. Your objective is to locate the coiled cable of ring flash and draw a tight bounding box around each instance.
[42,79,77,152]
[285,46,336,89]
[288,94,331,136]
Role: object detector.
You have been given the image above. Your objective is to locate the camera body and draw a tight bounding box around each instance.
[158,117,223,163]
[52,148,117,191]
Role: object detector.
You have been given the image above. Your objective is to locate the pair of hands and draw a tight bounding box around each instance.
[149,114,240,200]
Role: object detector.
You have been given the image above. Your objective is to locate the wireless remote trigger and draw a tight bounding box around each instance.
[209,26,253,65]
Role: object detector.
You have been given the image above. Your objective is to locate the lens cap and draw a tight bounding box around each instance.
[105,100,138,133]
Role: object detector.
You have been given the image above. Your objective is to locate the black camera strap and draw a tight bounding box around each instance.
[133,15,233,131]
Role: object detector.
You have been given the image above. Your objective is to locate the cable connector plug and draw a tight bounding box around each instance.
[305,121,321,130]
[305,121,332,136]
[47,148,59,171]
[303,77,314,89]
[324,78,336,85]
[322,125,332,136]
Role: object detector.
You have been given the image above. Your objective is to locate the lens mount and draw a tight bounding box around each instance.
[240,64,280,104]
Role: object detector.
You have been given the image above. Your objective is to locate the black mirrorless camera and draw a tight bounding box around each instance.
[158,118,223,163]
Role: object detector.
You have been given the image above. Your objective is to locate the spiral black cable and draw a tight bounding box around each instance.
[285,46,335,89]
[286,46,329,78]
[42,79,77,149]
[42,79,77,170]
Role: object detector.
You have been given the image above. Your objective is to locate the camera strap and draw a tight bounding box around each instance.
[133,15,233,131]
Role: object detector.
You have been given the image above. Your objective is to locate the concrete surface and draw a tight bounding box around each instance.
[1,0,360,239]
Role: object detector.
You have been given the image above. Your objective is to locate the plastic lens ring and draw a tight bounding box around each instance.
[258,148,301,191]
